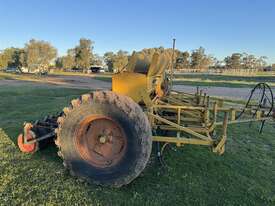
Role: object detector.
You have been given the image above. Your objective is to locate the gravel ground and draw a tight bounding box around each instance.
[0,75,111,90]
[173,85,275,100]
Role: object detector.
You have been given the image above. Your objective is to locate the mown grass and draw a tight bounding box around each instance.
[83,72,275,87]
[2,71,275,88]
[0,84,275,205]
[0,85,90,138]
[93,76,112,82]
[0,71,113,85]
[50,70,113,77]
[175,73,275,83]
[0,72,51,85]
[173,73,275,88]
[90,72,275,86]
[173,80,264,88]
[0,72,28,80]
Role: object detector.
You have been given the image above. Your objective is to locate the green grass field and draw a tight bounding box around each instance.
[175,73,275,83]
[173,73,275,88]
[0,83,275,205]
[82,72,275,87]
[1,71,275,88]
[89,72,275,87]
[0,71,113,83]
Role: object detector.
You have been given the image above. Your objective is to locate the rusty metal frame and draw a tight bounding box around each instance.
[148,89,274,155]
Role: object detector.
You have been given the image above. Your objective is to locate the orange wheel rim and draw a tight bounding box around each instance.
[74,115,127,168]
[17,134,37,153]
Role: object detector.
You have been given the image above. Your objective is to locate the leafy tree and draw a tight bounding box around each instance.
[103,50,128,72]
[56,38,94,71]
[224,53,267,71]
[190,47,213,70]
[12,49,27,70]
[55,57,63,69]
[0,47,26,70]
[0,54,5,69]
[242,53,257,70]
[0,48,14,69]
[224,53,242,70]
[25,39,57,72]
[55,53,76,70]
[113,50,129,72]
[256,56,267,70]
[0,48,13,69]
[212,58,224,70]
[243,54,267,71]
[181,51,190,68]
[62,55,75,70]
[104,52,115,72]
[91,54,103,66]
[67,48,76,58]
[176,51,190,70]
[65,48,77,69]
[75,38,93,71]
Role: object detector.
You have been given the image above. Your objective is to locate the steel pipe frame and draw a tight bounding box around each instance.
[149,91,273,155]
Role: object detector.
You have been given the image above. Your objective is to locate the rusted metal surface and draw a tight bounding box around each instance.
[74,115,127,168]
[17,114,60,153]
[17,123,38,153]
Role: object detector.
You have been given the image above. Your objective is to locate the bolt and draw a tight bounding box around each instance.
[99,135,107,144]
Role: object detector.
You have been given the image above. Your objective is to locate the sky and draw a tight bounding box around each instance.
[0,0,274,63]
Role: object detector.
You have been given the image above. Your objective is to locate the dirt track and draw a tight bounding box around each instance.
[0,75,111,90]
[175,85,252,100]
[1,74,274,100]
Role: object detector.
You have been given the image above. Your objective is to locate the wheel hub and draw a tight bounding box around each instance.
[75,115,127,168]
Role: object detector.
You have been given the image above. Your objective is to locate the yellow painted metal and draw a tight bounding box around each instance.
[148,113,211,141]
[111,51,274,156]
[152,136,213,146]
[152,104,205,110]
[126,51,150,73]
[177,108,181,125]
[217,99,224,107]
[158,125,209,133]
[112,51,170,106]
[149,90,273,154]
[147,52,168,77]
[256,110,261,119]
[213,112,228,155]
[112,72,151,105]
[215,117,271,125]
[231,109,236,121]
[161,115,202,122]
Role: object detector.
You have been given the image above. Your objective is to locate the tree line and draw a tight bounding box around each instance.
[0,39,57,72]
[0,38,274,73]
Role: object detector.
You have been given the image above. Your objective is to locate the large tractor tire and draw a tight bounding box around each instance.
[55,91,152,187]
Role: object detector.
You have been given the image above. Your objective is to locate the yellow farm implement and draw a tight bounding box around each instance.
[18,50,274,187]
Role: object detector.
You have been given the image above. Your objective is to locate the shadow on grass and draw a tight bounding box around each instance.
[1,122,275,205]
[1,84,275,205]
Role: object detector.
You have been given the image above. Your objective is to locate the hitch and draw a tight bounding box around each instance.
[17,114,61,153]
